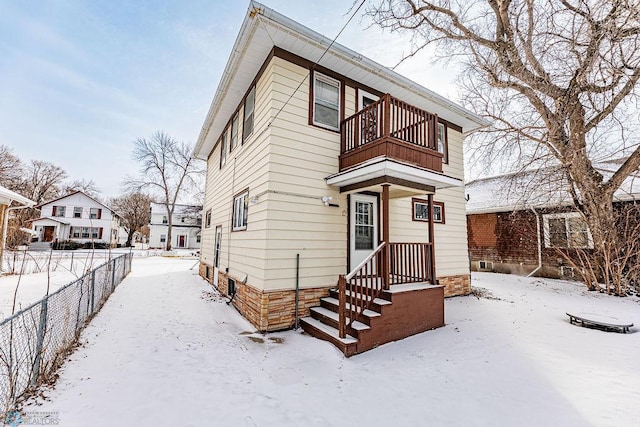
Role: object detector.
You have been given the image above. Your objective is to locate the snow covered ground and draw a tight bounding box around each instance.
[23,260,639,427]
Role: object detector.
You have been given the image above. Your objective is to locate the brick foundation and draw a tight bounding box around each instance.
[439,274,471,297]
[199,262,331,332]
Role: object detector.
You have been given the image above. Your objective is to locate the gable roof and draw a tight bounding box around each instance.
[465,160,640,214]
[194,1,490,160]
[36,191,115,214]
[0,185,35,207]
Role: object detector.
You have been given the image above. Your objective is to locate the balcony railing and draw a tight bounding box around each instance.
[340,94,443,172]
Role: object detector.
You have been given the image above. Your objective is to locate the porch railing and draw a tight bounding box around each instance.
[338,241,434,338]
[340,94,441,171]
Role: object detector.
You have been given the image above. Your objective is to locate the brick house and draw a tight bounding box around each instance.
[194,2,488,355]
[465,161,640,279]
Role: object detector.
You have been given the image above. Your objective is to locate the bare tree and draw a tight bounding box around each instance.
[0,145,23,189]
[367,0,640,293]
[126,131,203,251]
[62,179,101,199]
[111,192,151,247]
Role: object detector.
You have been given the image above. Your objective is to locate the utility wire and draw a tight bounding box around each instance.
[263,0,367,128]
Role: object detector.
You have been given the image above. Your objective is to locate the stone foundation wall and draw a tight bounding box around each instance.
[199,262,331,332]
[439,274,471,297]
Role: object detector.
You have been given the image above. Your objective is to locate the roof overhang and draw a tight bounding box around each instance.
[0,186,35,207]
[326,157,462,193]
[193,1,490,160]
[30,217,70,226]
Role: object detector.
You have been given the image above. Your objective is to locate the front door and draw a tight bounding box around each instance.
[213,225,222,287]
[349,194,378,271]
[177,235,186,248]
[43,226,55,242]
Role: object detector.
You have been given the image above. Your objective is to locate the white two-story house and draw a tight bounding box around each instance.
[195,2,488,355]
[148,202,202,250]
[31,191,121,248]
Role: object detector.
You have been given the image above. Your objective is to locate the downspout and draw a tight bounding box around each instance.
[527,208,543,277]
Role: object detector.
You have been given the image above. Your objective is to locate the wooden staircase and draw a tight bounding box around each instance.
[301,242,445,356]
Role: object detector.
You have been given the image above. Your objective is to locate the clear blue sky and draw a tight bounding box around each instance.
[0,0,456,199]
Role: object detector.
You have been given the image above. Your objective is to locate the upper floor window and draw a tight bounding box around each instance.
[73,207,82,218]
[230,113,239,152]
[232,190,249,231]
[89,208,102,219]
[205,209,212,228]
[437,122,448,164]
[162,216,168,224]
[52,206,65,217]
[543,213,592,249]
[160,234,166,243]
[243,86,255,140]
[313,72,341,130]
[220,129,228,169]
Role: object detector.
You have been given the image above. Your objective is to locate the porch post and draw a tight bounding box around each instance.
[382,184,390,289]
[428,194,436,284]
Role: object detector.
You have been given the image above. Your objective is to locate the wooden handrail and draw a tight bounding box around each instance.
[338,242,387,338]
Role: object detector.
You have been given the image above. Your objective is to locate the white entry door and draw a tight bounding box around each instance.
[350,194,378,271]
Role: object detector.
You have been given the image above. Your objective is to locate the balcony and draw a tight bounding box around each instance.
[340,94,443,173]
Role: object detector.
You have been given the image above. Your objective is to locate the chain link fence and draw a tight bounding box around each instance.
[0,252,133,416]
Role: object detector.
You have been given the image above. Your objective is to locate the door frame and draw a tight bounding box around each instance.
[213,225,222,287]
[348,192,380,272]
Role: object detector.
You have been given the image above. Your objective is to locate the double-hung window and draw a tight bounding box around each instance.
[90,208,101,219]
[543,213,592,249]
[243,86,255,140]
[313,72,341,130]
[230,113,239,152]
[232,190,249,231]
[437,122,448,164]
[73,207,82,218]
[52,206,65,217]
[205,209,212,228]
[220,130,228,168]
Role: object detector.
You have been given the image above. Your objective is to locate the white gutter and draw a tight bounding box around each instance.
[527,208,543,277]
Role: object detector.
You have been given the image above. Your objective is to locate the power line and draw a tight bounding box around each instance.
[263,0,367,128]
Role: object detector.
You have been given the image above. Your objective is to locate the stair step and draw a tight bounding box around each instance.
[300,317,358,344]
[310,306,370,331]
[322,297,381,317]
[331,288,393,305]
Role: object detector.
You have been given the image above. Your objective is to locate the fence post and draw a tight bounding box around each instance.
[90,269,96,313]
[111,259,116,292]
[30,298,48,387]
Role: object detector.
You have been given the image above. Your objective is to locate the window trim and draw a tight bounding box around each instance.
[412,198,445,224]
[229,112,239,152]
[243,85,256,142]
[543,212,593,249]
[219,129,228,169]
[437,122,449,165]
[52,205,66,217]
[310,71,343,132]
[232,189,249,232]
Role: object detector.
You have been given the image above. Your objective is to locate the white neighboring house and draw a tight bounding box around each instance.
[31,191,121,248]
[148,203,202,250]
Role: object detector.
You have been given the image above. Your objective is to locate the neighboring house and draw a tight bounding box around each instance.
[0,185,35,265]
[148,202,202,250]
[194,2,488,355]
[466,160,640,279]
[30,191,121,248]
